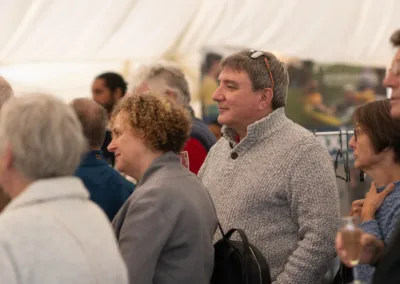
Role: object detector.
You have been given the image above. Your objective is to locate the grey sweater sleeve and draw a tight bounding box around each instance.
[274,141,340,284]
[118,190,173,284]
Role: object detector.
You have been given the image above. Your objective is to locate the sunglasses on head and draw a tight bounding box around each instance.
[249,50,275,91]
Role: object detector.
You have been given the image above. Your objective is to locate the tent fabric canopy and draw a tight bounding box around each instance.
[0,0,399,105]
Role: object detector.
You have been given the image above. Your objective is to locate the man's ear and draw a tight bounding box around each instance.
[259,88,273,110]
[113,88,123,100]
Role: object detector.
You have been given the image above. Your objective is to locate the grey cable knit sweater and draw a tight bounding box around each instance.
[198,108,340,284]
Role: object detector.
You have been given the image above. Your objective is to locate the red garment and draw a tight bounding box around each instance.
[183,138,208,174]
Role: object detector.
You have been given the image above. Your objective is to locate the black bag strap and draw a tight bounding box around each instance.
[225,228,254,284]
[207,191,254,284]
[217,222,225,237]
[224,228,252,256]
[332,263,353,284]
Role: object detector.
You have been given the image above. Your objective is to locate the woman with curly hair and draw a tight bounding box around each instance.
[109,92,218,284]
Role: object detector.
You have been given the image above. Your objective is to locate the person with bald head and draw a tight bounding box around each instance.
[0,77,14,212]
[71,98,134,221]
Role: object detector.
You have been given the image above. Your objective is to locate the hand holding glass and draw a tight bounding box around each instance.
[339,216,365,284]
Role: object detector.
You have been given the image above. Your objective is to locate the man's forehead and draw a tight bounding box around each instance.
[93,78,106,87]
[218,68,249,82]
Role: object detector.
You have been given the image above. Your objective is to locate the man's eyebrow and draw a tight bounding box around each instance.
[220,79,239,85]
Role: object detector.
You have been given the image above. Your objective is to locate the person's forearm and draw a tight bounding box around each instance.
[360,220,383,241]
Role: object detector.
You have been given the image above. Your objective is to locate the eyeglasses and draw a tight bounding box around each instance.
[249,50,275,91]
[353,128,362,142]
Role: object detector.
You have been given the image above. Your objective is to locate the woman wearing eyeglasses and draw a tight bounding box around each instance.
[348,99,400,283]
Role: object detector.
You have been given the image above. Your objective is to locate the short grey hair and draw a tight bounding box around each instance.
[0,94,87,180]
[220,50,289,109]
[70,98,108,148]
[134,64,191,106]
[0,77,14,109]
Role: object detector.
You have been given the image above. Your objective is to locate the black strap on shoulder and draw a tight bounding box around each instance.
[224,228,253,284]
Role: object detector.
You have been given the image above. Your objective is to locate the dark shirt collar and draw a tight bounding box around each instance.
[79,150,109,167]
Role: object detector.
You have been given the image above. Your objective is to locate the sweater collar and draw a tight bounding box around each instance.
[222,107,289,147]
[136,152,180,187]
[4,177,89,212]
[79,150,109,167]
[377,180,400,193]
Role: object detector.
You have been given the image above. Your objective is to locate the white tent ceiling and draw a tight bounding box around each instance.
[0,0,399,108]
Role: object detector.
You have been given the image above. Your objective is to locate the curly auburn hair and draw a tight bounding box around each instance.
[111,92,191,153]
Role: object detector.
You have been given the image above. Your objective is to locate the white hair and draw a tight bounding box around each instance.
[131,63,191,106]
[0,77,14,109]
[0,93,87,180]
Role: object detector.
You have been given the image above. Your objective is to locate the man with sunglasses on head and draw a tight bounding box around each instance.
[198,50,339,284]
[336,29,400,284]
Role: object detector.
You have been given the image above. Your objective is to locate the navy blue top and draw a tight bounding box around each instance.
[358,180,400,283]
[75,150,135,221]
[187,106,216,152]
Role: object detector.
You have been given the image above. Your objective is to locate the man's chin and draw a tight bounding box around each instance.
[217,115,228,126]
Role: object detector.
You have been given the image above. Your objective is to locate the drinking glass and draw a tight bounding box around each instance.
[340,216,365,284]
[179,151,190,169]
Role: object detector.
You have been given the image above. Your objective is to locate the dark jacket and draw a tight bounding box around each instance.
[373,223,400,284]
[75,150,134,221]
[191,117,216,152]
[101,130,115,166]
[188,106,216,152]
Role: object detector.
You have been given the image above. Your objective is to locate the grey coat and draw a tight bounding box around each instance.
[112,152,218,284]
[0,177,128,284]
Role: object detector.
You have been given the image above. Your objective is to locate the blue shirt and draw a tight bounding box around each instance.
[358,180,400,283]
[75,150,135,221]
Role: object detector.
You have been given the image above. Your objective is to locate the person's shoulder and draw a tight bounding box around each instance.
[383,183,400,206]
[185,137,207,152]
[277,122,332,163]
[282,121,322,146]
[107,168,135,191]
[140,166,198,193]
[191,118,217,143]
[0,207,44,242]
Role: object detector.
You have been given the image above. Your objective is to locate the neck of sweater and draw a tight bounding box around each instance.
[222,107,288,147]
